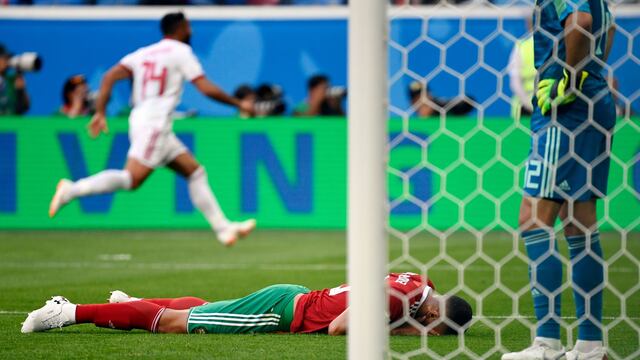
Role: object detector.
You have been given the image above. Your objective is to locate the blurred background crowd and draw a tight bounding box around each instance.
[10,0,640,6]
[1,2,637,119]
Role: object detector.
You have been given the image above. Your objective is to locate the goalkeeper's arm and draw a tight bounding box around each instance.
[536,11,594,115]
[564,11,593,71]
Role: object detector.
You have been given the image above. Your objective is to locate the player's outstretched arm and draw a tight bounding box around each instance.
[327,309,348,336]
[89,64,131,138]
[192,76,253,115]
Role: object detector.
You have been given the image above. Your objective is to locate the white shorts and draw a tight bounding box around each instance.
[127,126,187,169]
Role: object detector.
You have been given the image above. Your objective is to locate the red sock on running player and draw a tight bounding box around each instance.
[76,302,165,332]
[141,297,207,310]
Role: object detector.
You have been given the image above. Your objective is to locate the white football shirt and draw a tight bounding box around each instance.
[119,38,204,127]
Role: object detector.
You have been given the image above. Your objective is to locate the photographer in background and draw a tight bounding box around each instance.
[294,74,345,117]
[0,44,31,116]
[233,83,286,118]
[407,81,474,118]
[233,84,256,118]
[59,75,96,118]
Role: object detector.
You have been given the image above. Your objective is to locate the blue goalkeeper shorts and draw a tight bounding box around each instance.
[524,79,616,201]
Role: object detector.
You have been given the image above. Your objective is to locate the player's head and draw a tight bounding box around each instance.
[161,12,192,45]
[62,74,88,106]
[440,295,473,335]
[0,44,9,74]
[308,74,329,92]
[417,294,472,335]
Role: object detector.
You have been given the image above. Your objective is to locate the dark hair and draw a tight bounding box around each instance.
[443,295,472,335]
[0,43,9,58]
[308,74,329,90]
[62,75,86,106]
[161,12,186,36]
[234,84,254,100]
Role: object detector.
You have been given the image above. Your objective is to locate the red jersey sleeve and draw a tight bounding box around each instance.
[387,272,434,322]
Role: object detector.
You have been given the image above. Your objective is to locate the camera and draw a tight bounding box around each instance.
[9,53,43,73]
[255,83,286,116]
[326,86,347,98]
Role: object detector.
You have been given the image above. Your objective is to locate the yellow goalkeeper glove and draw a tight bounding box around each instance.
[536,69,589,115]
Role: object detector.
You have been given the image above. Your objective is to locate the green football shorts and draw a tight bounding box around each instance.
[187,284,310,334]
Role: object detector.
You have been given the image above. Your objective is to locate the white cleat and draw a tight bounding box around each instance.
[565,347,608,360]
[21,296,76,333]
[108,290,141,304]
[49,179,73,218]
[236,219,256,238]
[217,225,239,247]
[502,342,566,360]
[216,219,256,247]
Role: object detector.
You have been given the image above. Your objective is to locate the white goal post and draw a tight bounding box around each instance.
[347,0,388,359]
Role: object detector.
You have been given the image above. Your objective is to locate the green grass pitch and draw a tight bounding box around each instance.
[0,230,638,359]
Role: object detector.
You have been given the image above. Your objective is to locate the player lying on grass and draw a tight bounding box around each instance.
[48,12,255,246]
[21,272,472,336]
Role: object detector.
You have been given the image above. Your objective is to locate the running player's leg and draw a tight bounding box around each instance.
[167,153,231,233]
[167,149,255,246]
[48,158,152,218]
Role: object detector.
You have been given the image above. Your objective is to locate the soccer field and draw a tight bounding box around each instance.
[0,230,638,359]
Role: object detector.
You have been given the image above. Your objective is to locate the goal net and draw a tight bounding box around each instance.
[360,1,640,359]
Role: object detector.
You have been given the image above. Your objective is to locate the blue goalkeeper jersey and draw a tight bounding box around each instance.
[534,0,612,82]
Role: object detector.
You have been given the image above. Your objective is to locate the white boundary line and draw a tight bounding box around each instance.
[475,315,640,321]
[0,261,637,273]
[1,5,639,20]
[0,310,637,321]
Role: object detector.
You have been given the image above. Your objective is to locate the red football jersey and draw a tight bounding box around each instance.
[290,272,435,333]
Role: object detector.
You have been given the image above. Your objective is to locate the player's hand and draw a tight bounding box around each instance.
[88,112,109,138]
[14,74,26,90]
[239,99,255,117]
[536,69,589,115]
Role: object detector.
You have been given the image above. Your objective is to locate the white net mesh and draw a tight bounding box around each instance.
[386,2,640,359]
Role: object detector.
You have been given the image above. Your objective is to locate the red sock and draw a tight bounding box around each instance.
[141,297,207,310]
[76,302,165,332]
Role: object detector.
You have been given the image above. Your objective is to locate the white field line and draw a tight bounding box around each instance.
[0,310,638,321]
[475,315,640,321]
[0,261,637,273]
[0,311,27,315]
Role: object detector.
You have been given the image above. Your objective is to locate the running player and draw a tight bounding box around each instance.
[48,12,255,246]
[502,0,615,359]
[21,273,472,336]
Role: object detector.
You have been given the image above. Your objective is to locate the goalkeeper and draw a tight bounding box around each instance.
[503,1,616,360]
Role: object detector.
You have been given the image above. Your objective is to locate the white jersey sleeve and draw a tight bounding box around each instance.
[178,47,205,82]
[119,50,137,73]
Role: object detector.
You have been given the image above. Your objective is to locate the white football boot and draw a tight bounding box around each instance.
[49,179,73,218]
[21,296,76,333]
[565,347,608,360]
[236,219,256,238]
[108,290,141,304]
[502,339,566,360]
[216,219,256,247]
